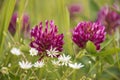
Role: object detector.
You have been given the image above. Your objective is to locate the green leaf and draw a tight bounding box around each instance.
[88,0,99,20]
[89,0,99,11]
[56,0,74,55]
[95,48,120,57]
[0,0,16,61]
[86,41,97,55]
[101,37,114,50]
[14,0,28,41]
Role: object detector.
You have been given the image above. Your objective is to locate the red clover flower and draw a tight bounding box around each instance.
[96,6,120,34]
[30,20,64,58]
[72,21,106,50]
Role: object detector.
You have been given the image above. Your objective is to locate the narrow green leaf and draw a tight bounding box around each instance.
[89,0,99,11]
[0,0,16,61]
[101,37,114,50]
[14,0,28,41]
[95,48,120,57]
[88,0,99,20]
[56,0,74,55]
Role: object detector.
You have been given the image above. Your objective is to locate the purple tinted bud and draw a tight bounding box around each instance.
[30,20,64,55]
[72,22,106,50]
[8,12,30,36]
[8,12,17,35]
[68,3,81,18]
[96,6,120,34]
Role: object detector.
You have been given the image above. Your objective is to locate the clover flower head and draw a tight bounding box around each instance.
[72,21,106,50]
[96,6,120,34]
[30,20,64,56]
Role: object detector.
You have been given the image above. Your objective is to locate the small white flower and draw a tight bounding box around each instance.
[93,74,96,78]
[69,63,84,69]
[46,47,59,58]
[11,47,21,56]
[19,61,32,69]
[88,61,91,64]
[51,60,61,66]
[58,54,71,66]
[29,48,38,56]
[33,61,44,68]
[8,63,11,67]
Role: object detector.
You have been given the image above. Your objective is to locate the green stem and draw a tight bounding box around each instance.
[31,69,39,80]
[15,67,20,75]
[87,61,99,74]
[60,68,71,80]
[113,33,120,69]
[61,50,86,80]
[96,56,101,79]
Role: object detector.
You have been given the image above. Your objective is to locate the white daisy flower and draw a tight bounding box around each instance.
[29,48,38,56]
[33,61,44,68]
[19,61,32,69]
[88,61,91,64]
[11,47,21,56]
[51,60,61,66]
[69,63,84,69]
[46,47,59,58]
[58,54,71,66]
